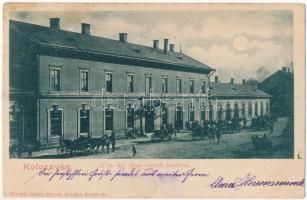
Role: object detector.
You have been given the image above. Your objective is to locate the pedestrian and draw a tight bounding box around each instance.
[105,135,110,154]
[216,129,221,145]
[110,132,116,152]
[269,121,274,134]
[132,144,137,157]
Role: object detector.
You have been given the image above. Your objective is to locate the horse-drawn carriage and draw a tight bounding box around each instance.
[151,124,175,142]
[56,135,95,157]
[251,134,273,155]
[251,115,276,131]
[191,124,221,144]
[125,128,147,139]
[151,129,171,142]
[191,125,207,139]
[10,140,41,158]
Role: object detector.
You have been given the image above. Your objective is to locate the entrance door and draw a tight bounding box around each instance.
[145,109,155,133]
[175,106,183,129]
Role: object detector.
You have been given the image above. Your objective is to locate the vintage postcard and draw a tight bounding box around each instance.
[2,3,305,198]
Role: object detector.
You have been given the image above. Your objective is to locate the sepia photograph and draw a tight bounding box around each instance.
[2,3,305,198]
[8,9,294,159]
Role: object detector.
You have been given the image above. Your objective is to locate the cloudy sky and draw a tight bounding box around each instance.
[11,10,293,82]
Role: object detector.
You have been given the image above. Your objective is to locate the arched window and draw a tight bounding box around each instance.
[248,101,252,117]
[241,101,246,118]
[127,104,135,130]
[105,107,114,131]
[234,102,239,118]
[188,103,195,122]
[209,103,213,121]
[200,102,206,122]
[260,101,264,116]
[266,101,270,115]
[226,102,231,121]
[217,102,223,120]
[161,103,168,125]
[254,102,258,116]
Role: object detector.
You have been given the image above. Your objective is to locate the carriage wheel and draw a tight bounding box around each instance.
[84,144,93,155]
[57,145,66,157]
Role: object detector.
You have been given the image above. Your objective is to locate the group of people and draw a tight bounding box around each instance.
[187,114,276,134]
[160,123,175,139]
[102,132,116,153]
[250,115,277,133]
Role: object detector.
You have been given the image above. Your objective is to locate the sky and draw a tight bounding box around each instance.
[11,10,293,82]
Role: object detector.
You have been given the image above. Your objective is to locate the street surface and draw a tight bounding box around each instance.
[31,117,291,159]
[62,117,291,159]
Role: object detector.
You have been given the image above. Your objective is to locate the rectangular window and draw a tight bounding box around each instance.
[50,110,62,136]
[80,70,89,92]
[241,102,246,118]
[105,109,113,131]
[80,109,90,135]
[176,78,182,94]
[162,77,168,93]
[51,69,61,91]
[254,102,258,116]
[127,74,134,93]
[201,80,206,94]
[145,75,152,93]
[189,79,195,94]
[248,102,252,116]
[106,73,113,92]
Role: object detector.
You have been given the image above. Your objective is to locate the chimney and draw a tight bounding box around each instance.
[215,76,218,83]
[153,40,159,49]
[169,44,175,52]
[81,23,91,35]
[282,67,287,72]
[119,33,127,43]
[230,78,234,84]
[242,79,246,85]
[50,18,60,30]
[163,39,168,54]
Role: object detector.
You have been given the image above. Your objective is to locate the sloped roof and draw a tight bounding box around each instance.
[10,20,214,74]
[209,82,271,98]
[259,69,293,89]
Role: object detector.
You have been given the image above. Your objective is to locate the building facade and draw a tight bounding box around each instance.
[9,19,215,147]
[258,67,294,117]
[207,77,271,122]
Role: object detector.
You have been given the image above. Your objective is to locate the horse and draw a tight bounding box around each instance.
[10,141,41,158]
[90,136,110,153]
